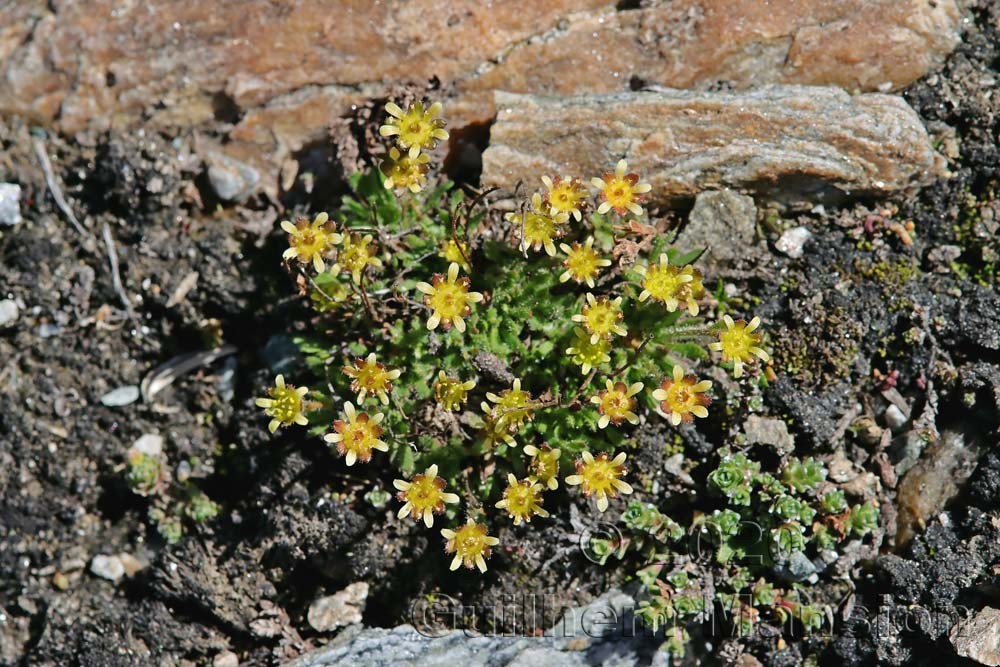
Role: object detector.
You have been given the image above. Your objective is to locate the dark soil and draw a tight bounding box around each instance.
[2,2,1000,666]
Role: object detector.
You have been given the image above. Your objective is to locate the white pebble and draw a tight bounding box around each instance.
[90,554,125,582]
[775,226,812,259]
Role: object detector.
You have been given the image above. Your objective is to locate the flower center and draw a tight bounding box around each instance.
[524,213,556,242]
[599,387,636,422]
[455,525,488,557]
[428,282,468,320]
[533,455,556,480]
[605,180,633,207]
[405,476,442,513]
[644,266,686,300]
[270,387,302,421]
[585,304,617,335]
[721,328,754,359]
[344,422,376,454]
[567,248,599,278]
[356,364,389,392]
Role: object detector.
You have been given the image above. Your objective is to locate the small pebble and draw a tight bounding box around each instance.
[213,651,239,667]
[743,415,795,456]
[884,404,908,431]
[132,433,164,456]
[100,385,140,407]
[775,226,812,259]
[17,596,38,615]
[0,299,19,328]
[307,582,369,632]
[773,551,818,582]
[38,323,62,338]
[206,153,260,202]
[0,183,22,226]
[217,356,237,402]
[90,554,125,582]
[53,572,70,590]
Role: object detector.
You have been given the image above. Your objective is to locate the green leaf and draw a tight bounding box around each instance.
[391,441,416,474]
[668,247,707,266]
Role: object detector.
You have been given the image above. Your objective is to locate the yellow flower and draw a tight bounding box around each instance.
[541,174,586,221]
[652,365,712,425]
[591,159,652,217]
[381,146,430,193]
[342,352,402,405]
[323,402,388,466]
[482,378,534,443]
[635,254,694,311]
[415,262,484,333]
[524,444,561,490]
[559,237,612,288]
[334,232,383,284]
[495,473,549,525]
[590,379,644,428]
[441,520,500,572]
[434,371,476,411]
[709,315,770,378]
[280,213,342,273]
[255,374,309,433]
[505,193,569,256]
[378,100,449,158]
[440,238,471,272]
[565,451,634,512]
[393,464,460,528]
[565,327,611,375]
[573,293,627,344]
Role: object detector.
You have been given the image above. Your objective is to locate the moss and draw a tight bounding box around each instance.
[852,257,920,290]
[848,257,920,313]
[771,304,862,386]
[952,182,999,285]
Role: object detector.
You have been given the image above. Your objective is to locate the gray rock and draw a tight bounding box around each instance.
[0,183,22,226]
[743,415,795,456]
[206,152,260,202]
[775,226,812,259]
[90,554,125,582]
[773,551,819,583]
[285,589,653,667]
[675,190,757,264]
[307,582,369,632]
[482,87,945,211]
[99,385,141,407]
[0,299,19,328]
[261,335,301,376]
[950,606,1000,666]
